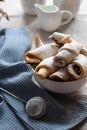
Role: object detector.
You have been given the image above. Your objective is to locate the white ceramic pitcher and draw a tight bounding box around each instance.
[35,3,72,32]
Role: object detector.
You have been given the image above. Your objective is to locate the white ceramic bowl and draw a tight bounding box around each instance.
[33,73,87,94]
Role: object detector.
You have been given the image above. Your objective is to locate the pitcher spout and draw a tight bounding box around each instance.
[34,3,44,12]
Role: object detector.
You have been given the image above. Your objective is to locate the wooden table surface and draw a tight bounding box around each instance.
[1,0,87,129]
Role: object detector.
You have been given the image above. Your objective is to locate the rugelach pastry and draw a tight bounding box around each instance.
[49,32,73,46]
[49,66,72,81]
[68,54,87,79]
[35,35,44,48]
[35,56,59,79]
[80,47,87,57]
[53,41,83,67]
[25,43,60,64]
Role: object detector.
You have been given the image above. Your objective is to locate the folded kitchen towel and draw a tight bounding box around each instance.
[0,28,87,130]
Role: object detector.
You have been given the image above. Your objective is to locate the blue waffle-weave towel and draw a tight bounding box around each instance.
[0,28,87,130]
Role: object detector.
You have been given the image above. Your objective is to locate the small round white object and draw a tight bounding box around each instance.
[26,96,46,119]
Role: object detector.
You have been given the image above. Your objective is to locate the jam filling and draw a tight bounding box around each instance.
[73,65,81,75]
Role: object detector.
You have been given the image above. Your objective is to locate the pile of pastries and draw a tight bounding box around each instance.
[25,32,87,82]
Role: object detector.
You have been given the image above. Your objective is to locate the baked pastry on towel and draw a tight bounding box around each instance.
[49,32,73,46]
[68,54,87,79]
[25,43,59,64]
[49,67,72,81]
[53,41,83,67]
[35,57,59,79]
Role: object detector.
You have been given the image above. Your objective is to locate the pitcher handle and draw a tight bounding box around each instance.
[60,10,73,26]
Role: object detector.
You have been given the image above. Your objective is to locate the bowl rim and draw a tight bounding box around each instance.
[33,72,87,84]
[31,66,87,84]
